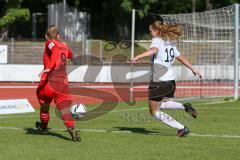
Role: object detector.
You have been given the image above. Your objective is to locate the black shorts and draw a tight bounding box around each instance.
[148,80,176,101]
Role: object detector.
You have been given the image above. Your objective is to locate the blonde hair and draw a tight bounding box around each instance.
[150,21,182,41]
[45,25,59,40]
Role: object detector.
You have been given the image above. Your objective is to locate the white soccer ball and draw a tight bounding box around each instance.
[70,103,87,120]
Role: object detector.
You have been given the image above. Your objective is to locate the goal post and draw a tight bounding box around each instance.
[234,3,239,100]
[130,9,136,103]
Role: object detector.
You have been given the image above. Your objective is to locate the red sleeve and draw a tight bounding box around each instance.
[45,40,59,70]
[67,49,73,59]
[47,47,59,70]
[63,42,73,59]
[46,40,55,52]
[43,49,49,69]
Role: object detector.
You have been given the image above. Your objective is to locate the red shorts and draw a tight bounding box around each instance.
[36,80,72,107]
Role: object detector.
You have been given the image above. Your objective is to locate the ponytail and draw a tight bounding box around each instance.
[150,21,182,41]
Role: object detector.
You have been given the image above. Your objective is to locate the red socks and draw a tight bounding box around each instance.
[40,100,75,129]
[57,100,75,128]
[40,110,50,129]
[62,114,75,128]
[40,110,75,129]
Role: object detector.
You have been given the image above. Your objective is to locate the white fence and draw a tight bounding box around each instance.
[0,64,239,82]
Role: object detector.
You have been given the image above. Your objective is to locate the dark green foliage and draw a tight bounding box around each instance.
[0,8,30,28]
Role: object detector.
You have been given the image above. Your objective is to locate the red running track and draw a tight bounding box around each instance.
[0,82,238,108]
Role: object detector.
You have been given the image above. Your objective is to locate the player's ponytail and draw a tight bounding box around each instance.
[150,21,182,41]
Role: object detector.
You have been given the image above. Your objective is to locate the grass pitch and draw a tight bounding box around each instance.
[0,99,240,160]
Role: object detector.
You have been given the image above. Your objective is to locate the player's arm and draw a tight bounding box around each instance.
[67,48,73,61]
[38,69,49,77]
[176,55,202,78]
[62,42,73,62]
[38,49,49,77]
[131,48,158,63]
[41,42,59,74]
[48,47,59,70]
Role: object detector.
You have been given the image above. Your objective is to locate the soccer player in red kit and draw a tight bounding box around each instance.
[36,25,80,142]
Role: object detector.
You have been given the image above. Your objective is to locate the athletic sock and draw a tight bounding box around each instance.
[62,114,75,128]
[56,100,75,128]
[160,101,185,110]
[40,110,50,129]
[64,120,75,128]
[154,111,184,130]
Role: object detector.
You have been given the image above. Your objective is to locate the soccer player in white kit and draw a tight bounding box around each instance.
[132,20,202,137]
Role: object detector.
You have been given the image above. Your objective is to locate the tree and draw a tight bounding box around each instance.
[0,8,30,40]
[0,8,30,28]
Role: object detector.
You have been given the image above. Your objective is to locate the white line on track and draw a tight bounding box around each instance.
[0,85,238,89]
[0,126,239,138]
[0,86,37,88]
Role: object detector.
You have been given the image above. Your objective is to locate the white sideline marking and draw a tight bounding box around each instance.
[0,85,135,89]
[0,115,38,119]
[194,99,236,105]
[0,86,37,88]
[0,100,238,119]
[0,107,239,119]
[0,126,239,138]
[0,85,238,89]
[189,133,240,138]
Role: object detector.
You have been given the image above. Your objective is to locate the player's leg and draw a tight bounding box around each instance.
[51,80,80,142]
[35,103,51,134]
[158,80,197,118]
[148,81,189,137]
[56,99,80,142]
[36,82,53,134]
[159,98,185,110]
[149,100,190,137]
[149,100,185,130]
[157,81,183,110]
[159,98,197,118]
[56,100,75,128]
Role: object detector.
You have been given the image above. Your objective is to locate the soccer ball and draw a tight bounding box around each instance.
[70,103,87,120]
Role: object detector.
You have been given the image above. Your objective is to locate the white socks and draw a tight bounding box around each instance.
[160,101,185,110]
[154,111,184,130]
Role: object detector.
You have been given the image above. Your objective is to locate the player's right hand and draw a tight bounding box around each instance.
[192,69,202,79]
[38,69,50,77]
[38,70,43,77]
[130,59,138,64]
[130,57,139,64]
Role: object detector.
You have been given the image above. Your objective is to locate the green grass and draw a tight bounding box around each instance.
[0,99,240,160]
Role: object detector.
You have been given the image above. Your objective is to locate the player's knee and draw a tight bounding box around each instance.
[40,103,50,111]
[148,102,159,116]
[56,99,72,110]
[162,97,169,102]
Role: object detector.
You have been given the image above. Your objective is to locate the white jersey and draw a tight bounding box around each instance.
[149,37,180,81]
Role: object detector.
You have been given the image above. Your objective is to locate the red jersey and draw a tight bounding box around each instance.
[40,42,51,81]
[41,39,73,82]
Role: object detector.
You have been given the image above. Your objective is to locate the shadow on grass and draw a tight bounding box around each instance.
[24,128,71,141]
[114,127,176,136]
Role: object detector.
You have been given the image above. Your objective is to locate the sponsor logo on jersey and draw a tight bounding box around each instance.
[48,42,55,50]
